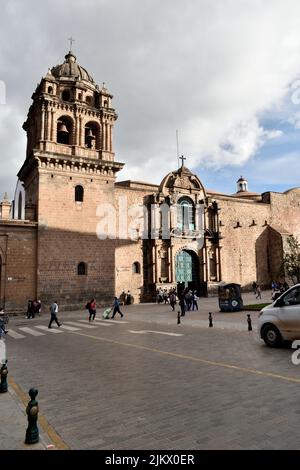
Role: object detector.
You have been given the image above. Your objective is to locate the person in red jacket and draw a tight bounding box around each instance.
[87,298,96,321]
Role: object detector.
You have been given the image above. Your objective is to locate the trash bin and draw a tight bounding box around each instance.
[218,283,243,312]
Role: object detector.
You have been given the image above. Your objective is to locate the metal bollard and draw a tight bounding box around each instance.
[247,314,252,331]
[177,312,181,324]
[0,360,8,393]
[208,312,213,327]
[25,388,39,444]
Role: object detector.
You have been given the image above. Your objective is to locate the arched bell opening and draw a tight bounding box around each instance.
[57,116,73,145]
[85,121,100,150]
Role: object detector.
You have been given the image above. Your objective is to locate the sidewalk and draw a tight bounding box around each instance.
[0,380,47,450]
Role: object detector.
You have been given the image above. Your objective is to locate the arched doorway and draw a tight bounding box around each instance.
[175,249,200,295]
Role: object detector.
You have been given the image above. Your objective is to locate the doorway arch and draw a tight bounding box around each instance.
[175,249,200,294]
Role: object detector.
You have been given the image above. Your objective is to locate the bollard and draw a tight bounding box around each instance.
[247,314,252,331]
[0,360,8,393]
[177,312,181,324]
[208,312,213,327]
[25,388,39,444]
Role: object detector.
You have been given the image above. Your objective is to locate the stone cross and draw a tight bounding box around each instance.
[180,155,186,167]
[68,37,75,50]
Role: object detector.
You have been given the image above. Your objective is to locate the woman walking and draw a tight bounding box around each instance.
[87,298,96,321]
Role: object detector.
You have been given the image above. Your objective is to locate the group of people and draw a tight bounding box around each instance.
[26,299,42,319]
[271,280,290,300]
[156,287,199,315]
[85,296,124,322]
[119,290,133,306]
[252,280,290,301]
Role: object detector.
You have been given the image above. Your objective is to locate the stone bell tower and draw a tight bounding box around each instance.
[17,49,124,308]
[23,49,118,162]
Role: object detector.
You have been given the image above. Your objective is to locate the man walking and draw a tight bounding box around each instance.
[48,301,62,328]
[111,297,124,319]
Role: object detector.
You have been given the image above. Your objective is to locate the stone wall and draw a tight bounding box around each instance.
[0,221,37,311]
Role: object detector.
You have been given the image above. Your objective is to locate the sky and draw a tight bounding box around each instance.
[1,0,300,198]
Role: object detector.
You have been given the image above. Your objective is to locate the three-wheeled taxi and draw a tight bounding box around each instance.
[218,283,243,312]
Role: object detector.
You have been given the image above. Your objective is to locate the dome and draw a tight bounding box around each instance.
[51,51,95,85]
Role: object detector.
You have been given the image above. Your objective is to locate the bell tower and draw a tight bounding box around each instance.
[16,49,124,307]
[22,50,118,162]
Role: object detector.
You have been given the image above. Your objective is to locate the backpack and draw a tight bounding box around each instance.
[85,302,90,310]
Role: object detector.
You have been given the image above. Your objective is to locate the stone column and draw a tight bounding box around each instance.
[79,117,84,147]
[168,246,172,282]
[40,106,45,141]
[109,123,113,152]
[102,121,106,150]
[50,110,55,141]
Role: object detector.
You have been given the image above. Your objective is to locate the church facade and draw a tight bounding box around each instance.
[1,50,300,311]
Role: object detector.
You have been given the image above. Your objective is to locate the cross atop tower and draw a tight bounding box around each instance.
[180,155,186,167]
[68,37,75,51]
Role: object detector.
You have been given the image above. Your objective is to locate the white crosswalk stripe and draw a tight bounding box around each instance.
[95,318,128,324]
[19,327,45,336]
[64,321,97,329]
[59,324,81,331]
[7,329,25,339]
[78,319,111,327]
[35,325,63,333]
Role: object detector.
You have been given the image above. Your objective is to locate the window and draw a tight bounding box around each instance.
[283,287,300,306]
[177,197,195,230]
[86,95,92,105]
[132,262,140,274]
[47,86,53,94]
[75,185,84,202]
[62,89,70,101]
[77,262,87,276]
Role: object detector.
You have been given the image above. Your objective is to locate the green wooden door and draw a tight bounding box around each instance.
[175,250,193,285]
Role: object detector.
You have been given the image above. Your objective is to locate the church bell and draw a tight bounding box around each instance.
[57,122,69,134]
[86,128,95,139]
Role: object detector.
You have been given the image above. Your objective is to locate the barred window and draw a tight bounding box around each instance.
[177,197,195,230]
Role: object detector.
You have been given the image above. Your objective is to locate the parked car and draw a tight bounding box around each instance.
[258,284,300,347]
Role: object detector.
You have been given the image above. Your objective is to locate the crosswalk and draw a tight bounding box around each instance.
[6,317,128,341]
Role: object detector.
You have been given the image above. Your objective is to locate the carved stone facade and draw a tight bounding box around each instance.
[0,51,300,311]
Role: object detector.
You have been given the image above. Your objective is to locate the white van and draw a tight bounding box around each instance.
[258,284,300,347]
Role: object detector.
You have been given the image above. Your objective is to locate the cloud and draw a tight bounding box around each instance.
[1,0,300,196]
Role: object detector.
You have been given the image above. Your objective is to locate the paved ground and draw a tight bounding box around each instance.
[3,290,300,450]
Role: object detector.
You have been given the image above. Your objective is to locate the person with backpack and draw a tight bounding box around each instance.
[48,301,62,328]
[111,297,124,319]
[86,298,96,321]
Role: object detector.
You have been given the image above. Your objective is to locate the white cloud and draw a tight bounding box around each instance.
[1,0,300,193]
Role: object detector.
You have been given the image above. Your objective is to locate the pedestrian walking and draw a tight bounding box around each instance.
[119,291,126,306]
[86,298,96,321]
[169,291,176,311]
[48,301,62,328]
[256,284,262,300]
[192,291,199,311]
[252,281,257,295]
[179,294,186,317]
[26,300,35,319]
[111,297,124,319]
